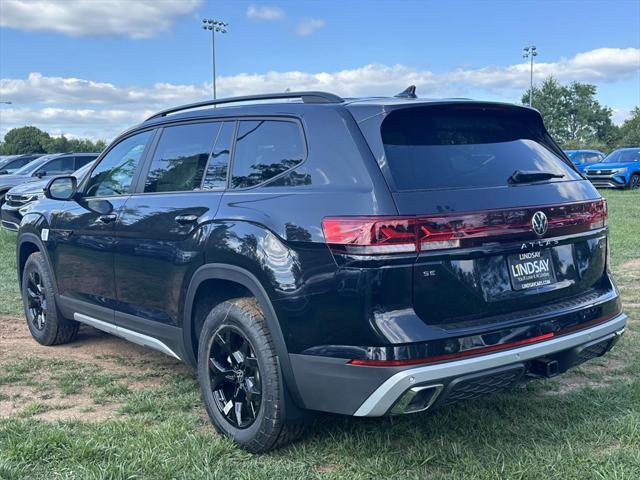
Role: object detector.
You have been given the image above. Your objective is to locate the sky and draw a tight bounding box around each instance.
[0,0,639,141]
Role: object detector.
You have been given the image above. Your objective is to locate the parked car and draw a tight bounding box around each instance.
[15,90,625,452]
[1,160,96,232]
[583,147,640,189]
[0,154,44,175]
[563,149,605,173]
[0,153,98,206]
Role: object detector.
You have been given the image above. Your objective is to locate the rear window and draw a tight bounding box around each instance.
[231,120,305,189]
[380,106,580,191]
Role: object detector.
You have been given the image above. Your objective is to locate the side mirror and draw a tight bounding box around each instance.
[44,176,77,201]
[0,170,8,175]
[35,171,46,178]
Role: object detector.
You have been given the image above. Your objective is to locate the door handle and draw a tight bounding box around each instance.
[97,214,117,224]
[175,214,198,225]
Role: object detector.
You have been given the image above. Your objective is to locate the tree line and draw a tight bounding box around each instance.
[523,77,639,151]
[0,126,106,155]
[0,77,638,155]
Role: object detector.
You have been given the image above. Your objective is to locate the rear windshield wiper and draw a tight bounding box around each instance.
[508,170,565,184]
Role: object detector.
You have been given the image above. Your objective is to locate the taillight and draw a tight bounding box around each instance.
[321,217,417,255]
[322,199,608,256]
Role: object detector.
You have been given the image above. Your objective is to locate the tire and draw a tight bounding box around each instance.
[197,297,305,453]
[21,252,79,346]
[629,174,640,190]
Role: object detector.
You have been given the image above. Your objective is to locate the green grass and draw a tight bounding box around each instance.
[0,190,639,479]
[0,229,20,317]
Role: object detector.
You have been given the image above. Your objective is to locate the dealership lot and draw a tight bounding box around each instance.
[0,189,638,478]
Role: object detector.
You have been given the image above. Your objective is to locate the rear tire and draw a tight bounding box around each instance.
[197,297,305,453]
[21,252,79,346]
[629,174,640,190]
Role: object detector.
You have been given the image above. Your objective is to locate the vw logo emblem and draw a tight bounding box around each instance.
[532,211,548,236]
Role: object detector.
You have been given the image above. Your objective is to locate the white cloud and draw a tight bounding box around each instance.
[296,18,325,36]
[0,0,203,38]
[246,5,284,21]
[612,107,634,125]
[1,47,638,141]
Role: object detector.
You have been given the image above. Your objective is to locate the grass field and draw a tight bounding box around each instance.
[0,190,639,479]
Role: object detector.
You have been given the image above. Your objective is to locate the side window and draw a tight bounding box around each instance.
[144,122,219,193]
[9,157,31,170]
[74,156,95,169]
[38,156,74,174]
[231,120,304,189]
[202,121,234,190]
[572,153,585,165]
[84,130,152,198]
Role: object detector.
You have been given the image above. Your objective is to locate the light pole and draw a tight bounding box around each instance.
[202,18,228,100]
[523,45,538,107]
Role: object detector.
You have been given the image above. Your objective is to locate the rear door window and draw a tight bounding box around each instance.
[38,156,75,175]
[202,121,234,190]
[75,155,96,169]
[380,106,581,191]
[231,120,305,189]
[144,122,219,193]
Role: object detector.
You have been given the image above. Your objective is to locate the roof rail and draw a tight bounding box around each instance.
[145,91,344,121]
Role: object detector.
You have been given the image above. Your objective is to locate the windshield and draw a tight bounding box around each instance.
[11,155,58,176]
[380,105,581,191]
[600,149,640,163]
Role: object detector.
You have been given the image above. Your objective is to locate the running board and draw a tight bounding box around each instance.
[74,313,181,360]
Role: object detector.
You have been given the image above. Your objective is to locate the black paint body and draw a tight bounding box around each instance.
[15,97,622,416]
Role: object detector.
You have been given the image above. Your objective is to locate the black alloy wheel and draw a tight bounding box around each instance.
[208,324,262,428]
[25,269,47,331]
[21,252,79,346]
[197,297,306,452]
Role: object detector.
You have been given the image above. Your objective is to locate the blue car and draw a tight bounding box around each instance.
[564,149,606,173]
[583,148,640,189]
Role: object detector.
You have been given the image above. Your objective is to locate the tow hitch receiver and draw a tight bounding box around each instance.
[529,358,559,378]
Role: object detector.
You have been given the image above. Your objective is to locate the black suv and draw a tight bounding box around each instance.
[15,90,626,452]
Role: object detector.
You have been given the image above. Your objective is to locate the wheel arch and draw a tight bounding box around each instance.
[16,233,57,293]
[183,263,305,412]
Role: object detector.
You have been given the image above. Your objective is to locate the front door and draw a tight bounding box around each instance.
[49,129,155,319]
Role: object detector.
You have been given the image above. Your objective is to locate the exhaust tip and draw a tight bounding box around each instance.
[391,384,443,415]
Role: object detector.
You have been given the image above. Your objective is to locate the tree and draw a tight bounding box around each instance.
[0,126,49,154]
[0,126,106,154]
[618,107,640,146]
[522,77,619,149]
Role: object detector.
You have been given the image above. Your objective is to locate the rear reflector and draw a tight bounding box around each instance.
[322,199,607,255]
[348,332,555,367]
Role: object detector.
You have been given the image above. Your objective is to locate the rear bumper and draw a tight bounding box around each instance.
[289,313,626,416]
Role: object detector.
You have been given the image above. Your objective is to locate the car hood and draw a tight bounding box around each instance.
[585,162,633,171]
[0,175,41,191]
[6,178,48,195]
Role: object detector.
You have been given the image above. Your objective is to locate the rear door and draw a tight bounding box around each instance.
[356,103,606,327]
[113,120,234,329]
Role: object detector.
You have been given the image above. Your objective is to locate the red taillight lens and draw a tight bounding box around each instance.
[322,200,607,256]
[322,217,417,255]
